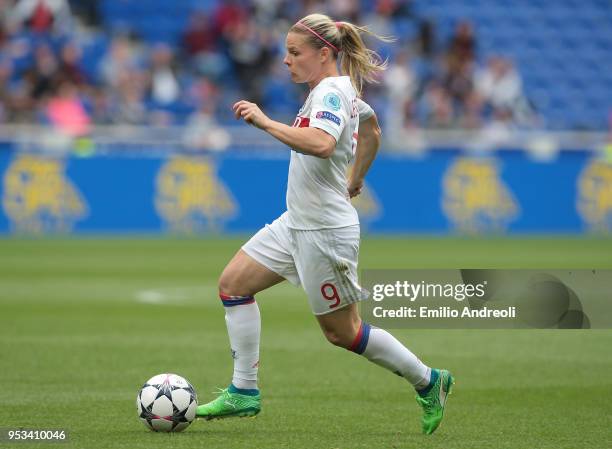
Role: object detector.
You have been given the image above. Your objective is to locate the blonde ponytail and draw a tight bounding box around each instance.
[336,21,394,95]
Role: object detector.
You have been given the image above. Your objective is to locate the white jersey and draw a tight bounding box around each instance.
[356,97,374,122]
[286,76,374,230]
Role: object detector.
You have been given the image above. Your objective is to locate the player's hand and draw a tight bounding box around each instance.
[232,100,271,130]
[348,178,364,198]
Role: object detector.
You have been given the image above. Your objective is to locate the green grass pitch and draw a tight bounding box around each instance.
[1,237,611,449]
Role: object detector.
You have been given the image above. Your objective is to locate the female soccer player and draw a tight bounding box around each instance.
[196,13,454,435]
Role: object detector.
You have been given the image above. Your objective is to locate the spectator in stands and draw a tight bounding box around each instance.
[300,0,329,17]
[89,86,113,125]
[181,11,229,80]
[446,20,476,74]
[475,56,525,119]
[443,59,480,128]
[0,2,9,46]
[376,0,414,21]
[414,19,437,60]
[411,19,440,100]
[8,0,72,34]
[442,21,479,127]
[185,76,218,108]
[45,78,91,136]
[110,75,147,125]
[383,49,417,134]
[183,101,231,152]
[0,58,14,122]
[58,42,86,86]
[250,0,294,23]
[182,11,217,57]
[419,80,454,129]
[363,0,396,42]
[328,0,361,23]
[212,0,248,39]
[148,43,180,106]
[100,35,143,90]
[226,18,274,104]
[23,44,59,101]
[101,37,149,126]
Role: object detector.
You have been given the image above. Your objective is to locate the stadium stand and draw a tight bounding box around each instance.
[0,0,610,131]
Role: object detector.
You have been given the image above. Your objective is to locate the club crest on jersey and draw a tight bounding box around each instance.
[323,92,341,111]
[316,110,341,125]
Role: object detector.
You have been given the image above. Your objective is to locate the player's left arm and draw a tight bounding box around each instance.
[233,100,336,158]
[348,113,382,198]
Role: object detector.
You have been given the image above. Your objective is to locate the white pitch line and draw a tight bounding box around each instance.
[134,285,217,305]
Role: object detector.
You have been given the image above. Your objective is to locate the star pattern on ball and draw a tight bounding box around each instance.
[137,374,198,432]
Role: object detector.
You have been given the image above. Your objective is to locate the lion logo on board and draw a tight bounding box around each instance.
[2,155,87,233]
[577,160,612,233]
[155,156,236,233]
[442,158,519,233]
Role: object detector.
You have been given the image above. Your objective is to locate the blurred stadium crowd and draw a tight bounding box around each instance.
[0,0,610,144]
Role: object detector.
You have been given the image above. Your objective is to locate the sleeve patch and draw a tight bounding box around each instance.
[315,111,341,126]
[323,92,342,111]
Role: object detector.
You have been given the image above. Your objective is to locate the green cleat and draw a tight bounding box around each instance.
[196,386,261,420]
[415,369,454,435]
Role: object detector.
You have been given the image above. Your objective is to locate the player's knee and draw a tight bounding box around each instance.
[322,328,353,349]
[218,271,243,297]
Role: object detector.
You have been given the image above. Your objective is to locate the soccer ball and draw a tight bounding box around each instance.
[136,373,198,432]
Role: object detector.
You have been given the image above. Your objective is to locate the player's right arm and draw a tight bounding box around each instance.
[348,111,381,198]
[232,99,339,159]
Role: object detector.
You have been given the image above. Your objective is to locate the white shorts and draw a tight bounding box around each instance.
[242,212,368,315]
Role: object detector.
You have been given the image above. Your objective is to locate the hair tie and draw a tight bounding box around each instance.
[335,21,343,29]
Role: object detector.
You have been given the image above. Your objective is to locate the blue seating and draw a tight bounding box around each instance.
[413,0,612,129]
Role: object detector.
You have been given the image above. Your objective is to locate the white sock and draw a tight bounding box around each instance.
[351,322,431,389]
[220,294,260,390]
